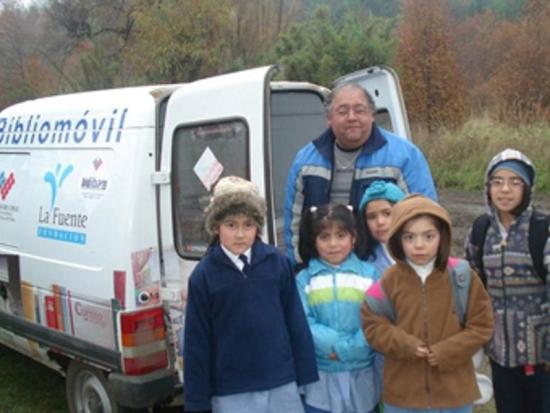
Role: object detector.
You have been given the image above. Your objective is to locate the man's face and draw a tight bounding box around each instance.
[327,86,375,150]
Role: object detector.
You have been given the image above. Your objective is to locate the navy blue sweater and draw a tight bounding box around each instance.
[183,240,318,411]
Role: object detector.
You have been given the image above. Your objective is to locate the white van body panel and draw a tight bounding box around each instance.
[0,88,166,359]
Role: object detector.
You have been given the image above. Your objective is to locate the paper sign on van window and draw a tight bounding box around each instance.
[193,147,224,191]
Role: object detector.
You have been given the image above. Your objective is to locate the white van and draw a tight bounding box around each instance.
[0,65,409,412]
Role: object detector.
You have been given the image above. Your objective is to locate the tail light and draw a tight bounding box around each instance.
[120,306,168,375]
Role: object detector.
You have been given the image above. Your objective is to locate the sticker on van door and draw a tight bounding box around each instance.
[0,170,19,224]
[193,147,224,191]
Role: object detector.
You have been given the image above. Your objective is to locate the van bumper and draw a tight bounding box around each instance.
[109,369,179,409]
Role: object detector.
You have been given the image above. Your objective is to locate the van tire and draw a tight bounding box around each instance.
[66,361,141,413]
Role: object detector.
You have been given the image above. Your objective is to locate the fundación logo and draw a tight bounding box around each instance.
[37,163,89,245]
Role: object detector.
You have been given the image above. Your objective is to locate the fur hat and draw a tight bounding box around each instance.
[204,176,266,236]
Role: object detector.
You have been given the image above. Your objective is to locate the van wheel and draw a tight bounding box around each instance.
[66,361,141,413]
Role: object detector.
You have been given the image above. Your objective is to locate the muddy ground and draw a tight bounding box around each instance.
[438,189,550,256]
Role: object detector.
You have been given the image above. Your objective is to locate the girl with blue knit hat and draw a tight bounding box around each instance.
[357,181,406,274]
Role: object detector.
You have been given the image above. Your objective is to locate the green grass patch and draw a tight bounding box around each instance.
[0,346,67,413]
[415,117,550,194]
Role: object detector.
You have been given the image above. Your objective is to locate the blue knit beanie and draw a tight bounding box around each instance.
[491,160,532,187]
[359,181,406,213]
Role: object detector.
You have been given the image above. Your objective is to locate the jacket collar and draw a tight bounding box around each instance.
[313,123,387,163]
[208,239,274,268]
[308,252,362,276]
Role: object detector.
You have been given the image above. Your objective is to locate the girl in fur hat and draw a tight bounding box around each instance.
[184,176,318,413]
[362,195,494,413]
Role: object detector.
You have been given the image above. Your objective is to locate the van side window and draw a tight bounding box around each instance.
[375,109,392,132]
[172,120,248,258]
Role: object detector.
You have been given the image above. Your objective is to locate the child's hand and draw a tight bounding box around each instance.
[416,344,429,359]
[328,351,339,361]
[427,349,438,366]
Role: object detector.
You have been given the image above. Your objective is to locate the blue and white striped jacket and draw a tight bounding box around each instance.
[284,125,437,265]
[296,253,379,372]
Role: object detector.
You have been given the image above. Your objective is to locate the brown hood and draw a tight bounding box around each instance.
[387,194,452,269]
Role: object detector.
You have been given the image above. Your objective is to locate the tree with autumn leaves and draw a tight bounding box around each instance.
[395,0,466,133]
[1,0,549,130]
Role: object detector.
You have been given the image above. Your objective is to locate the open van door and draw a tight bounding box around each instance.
[160,65,276,259]
[268,66,410,249]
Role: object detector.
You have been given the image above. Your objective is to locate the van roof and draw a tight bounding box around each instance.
[0,85,183,131]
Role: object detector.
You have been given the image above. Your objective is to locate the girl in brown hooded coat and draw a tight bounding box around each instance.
[361,194,494,413]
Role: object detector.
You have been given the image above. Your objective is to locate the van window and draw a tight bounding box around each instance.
[375,108,392,132]
[172,120,248,258]
[270,91,326,248]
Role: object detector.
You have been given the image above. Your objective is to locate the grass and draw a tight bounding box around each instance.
[0,345,68,413]
[0,343,496,413]
[415,116,550,194]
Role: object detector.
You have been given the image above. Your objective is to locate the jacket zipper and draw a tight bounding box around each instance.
[500,240,509,363]
[421,281,432,408]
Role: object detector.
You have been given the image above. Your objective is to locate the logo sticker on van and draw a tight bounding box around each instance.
[37,163,89,245]
[0,171,15,200]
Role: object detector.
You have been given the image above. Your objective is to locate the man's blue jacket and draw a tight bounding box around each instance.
[284,124,437,265]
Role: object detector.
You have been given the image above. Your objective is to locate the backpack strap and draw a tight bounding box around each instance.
[529,210,549,283]
[447,257,472,327]
[470,214,491,287]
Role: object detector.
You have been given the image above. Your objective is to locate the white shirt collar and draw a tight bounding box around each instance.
[220,244,251,270]
[407,258,436,284]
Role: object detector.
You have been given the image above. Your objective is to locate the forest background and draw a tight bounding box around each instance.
[1,0,549,193]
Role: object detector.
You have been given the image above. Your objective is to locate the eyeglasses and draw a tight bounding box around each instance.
[489,177,525,189]
[333,105,370,117]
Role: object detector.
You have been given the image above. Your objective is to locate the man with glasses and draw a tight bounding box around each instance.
[284,82,437,266]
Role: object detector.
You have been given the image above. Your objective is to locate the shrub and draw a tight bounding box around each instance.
[415,116,550,193]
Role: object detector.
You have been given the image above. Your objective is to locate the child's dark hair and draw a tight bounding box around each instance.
[387,213,451,271]
[298,204,357,265]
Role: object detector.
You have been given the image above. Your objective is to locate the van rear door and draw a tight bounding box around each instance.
[160,65,276,262]
[156,66,277,380]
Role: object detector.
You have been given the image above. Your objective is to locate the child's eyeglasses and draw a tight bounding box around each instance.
[489,177,525,189]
